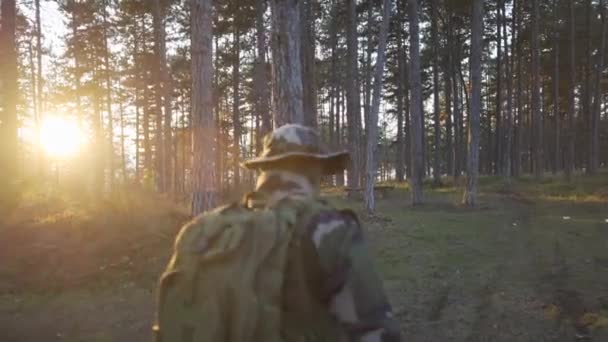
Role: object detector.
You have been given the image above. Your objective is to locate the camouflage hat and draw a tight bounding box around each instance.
[243,124,349,175]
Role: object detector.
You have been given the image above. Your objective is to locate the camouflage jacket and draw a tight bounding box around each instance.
[255,171,402,342]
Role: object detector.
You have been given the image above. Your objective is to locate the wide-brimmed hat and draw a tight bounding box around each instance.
[242,124,350,175]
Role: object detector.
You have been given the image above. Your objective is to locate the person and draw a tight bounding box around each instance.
[154,124,401,342]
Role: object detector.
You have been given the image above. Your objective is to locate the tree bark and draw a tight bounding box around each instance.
[590,0,606,175]
[453,37,462,180]
[35,0,44,176]
[346,0,362,189]
[514,0,522,177]
[270,0,304,126]
[0,0,18,182]
[409,0,424,205]
[102,1,114,190]
[301,0,317,128]
[396,3,406,183]
[502,0,513,178]
[463,0,483,207]
[531,0,543,180]
[232,26,242,187]
[255,0,271,141]
[364,0,391,213]
[496,0,504,175]
[565,0,576,181]
[152,0,173,192]
[191,0,217,215]
[431,0,441,185]
[553,0,561,175]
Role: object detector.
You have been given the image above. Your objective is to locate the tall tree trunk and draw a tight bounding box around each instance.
[102,1,114,190]
[191,0,217,215]
[152,0,171,192]
[329,0,338,159]
[364,1,374,133]
[453,36,462,180]
[445,54,454,177]
[463,0,483,206]
[409,0,424,205]
[494,0,503,175]
[301,0,317,128]
[232,27,242,187]
[590,0,606,175]
[514,0,522,177]
[118,85,127,183]
[70,2,83,138]
[396,3,406,183]
[502,0,513,178]
[364,0,391,213]
[531,0,543,180]
[431,0,441,185]
[35,0,44,176]
[583,0,592,171]
[336,80,345,186]
[346,0,362,189]
[270,0,304,126]
[255,0,271,141]
[93,73,104,194]
[553,0,561,175]
[565,0,576,181]
[0,0,18,183]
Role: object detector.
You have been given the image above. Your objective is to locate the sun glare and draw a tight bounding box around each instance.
[40,116,86,158]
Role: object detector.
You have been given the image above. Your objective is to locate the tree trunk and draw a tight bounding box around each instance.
[118,85,127,183]
[336,80,345,186]
[553,0,561,175]
[93,72,104,194]
[565,0,576,181]
[35,0,44,176]
[102,1,114,190]
[270,0,304,126]
[502,0,513,178]
[514,0,522,177]
[396,4,406,183]
[431,0,441,185]
[255,0,271,141]
[364,1,374,133]
[0,0,18,183]
[232,27,242,187]
[453,39,462,180]
[494,0,502,175]
[191,0,217,215]
[70,2,84,141]
[409,0,424,205]
[346,0,362,189]
[152,0,171,192]
[364,0,391,213]
[301,0,317,128]
[531,0,543,180]
[463,0,483,206]
[590,0,606,175]
[445,55,454,178]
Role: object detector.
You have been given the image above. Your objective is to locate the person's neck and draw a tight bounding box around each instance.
[255,170,319,205]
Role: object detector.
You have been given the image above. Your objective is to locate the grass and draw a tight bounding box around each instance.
[1,171,608,341]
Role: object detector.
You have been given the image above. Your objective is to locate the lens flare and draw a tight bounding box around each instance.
[40,116,85,158]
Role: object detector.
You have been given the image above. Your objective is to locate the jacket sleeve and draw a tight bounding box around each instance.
[309,210,402,342]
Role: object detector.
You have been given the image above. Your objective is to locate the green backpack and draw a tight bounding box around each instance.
[153,194,347,342]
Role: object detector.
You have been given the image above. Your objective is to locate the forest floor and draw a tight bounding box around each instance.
[1,172,608,342]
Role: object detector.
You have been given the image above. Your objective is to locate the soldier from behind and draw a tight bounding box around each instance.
[154,124,401,342]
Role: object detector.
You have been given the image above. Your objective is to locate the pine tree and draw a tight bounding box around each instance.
[409,0,424,205]
[463,0,483,206]
[191,0,217,214]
